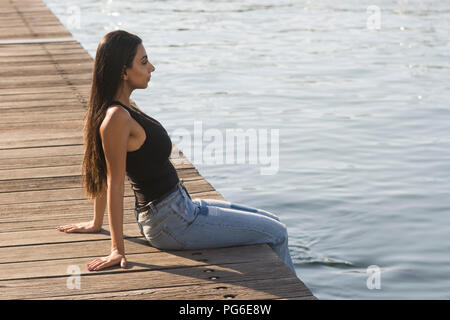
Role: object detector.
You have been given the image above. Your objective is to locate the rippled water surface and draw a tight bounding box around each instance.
[43,0,450,299]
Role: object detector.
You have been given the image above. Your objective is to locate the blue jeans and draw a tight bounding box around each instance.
[134,181,296,275]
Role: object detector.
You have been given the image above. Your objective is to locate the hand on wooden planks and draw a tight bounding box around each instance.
[86,249,127,271]
[56,220,102,233]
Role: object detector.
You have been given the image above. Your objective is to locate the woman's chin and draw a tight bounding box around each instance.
[137,79,150,89]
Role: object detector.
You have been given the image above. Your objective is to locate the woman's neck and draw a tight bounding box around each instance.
[113,84,133,107]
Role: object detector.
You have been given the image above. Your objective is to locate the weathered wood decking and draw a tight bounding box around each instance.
[0,0,316,300]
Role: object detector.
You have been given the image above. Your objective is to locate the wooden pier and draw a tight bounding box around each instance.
[0,0,316,300]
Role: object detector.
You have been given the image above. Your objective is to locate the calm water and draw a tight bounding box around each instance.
[43,0,450,299]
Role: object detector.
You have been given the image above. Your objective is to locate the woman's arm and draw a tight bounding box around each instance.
[93,187,106,229]
[57,185,106,233]
[86,106,131,271]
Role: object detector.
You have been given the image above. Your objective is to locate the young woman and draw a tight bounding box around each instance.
[57,30,296,275]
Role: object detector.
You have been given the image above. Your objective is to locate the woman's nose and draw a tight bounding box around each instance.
[149,63,155,73]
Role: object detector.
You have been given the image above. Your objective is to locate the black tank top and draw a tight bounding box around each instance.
[110,101,180,209]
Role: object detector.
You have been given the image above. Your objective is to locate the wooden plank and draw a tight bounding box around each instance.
[0,154,193,171]
[0,41,81,49]
[0,53,92,66]
[0,45,86,56]
[0,145,84,159]
[0,186,102,206]
[0,84,90,96]
[1,128,82,143]
[0,197,134,219]
[0,63,92,77]
[0,191,225,233]
[0,210,138,232]
[0,169,200,195]
[42,277,313,300]
[0,2,50,11]
[0,38,76,45]
[0,237,153,264]
[1,258,300,300]
[0,243,274,277]
[0,134,84,149]
[0,106,86,115]
[0,222,142,248]
[0,188,221,217]
[0,178,216,206]
[0,74,92,90]
[0,165,198,184]
[0,50,89,61]
[0,26,72,40]
[0,164,82,181]
[0,93,86,103]
[0,136,83,150]
[0,101,84,111]
[0,111,84,124]
[0,15,68,24]
[0,119,84,132]
[0,168,200,193]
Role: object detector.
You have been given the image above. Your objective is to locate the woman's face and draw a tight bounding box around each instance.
[124,43,155,89]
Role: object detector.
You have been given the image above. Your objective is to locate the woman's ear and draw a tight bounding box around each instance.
[121,66,128,80]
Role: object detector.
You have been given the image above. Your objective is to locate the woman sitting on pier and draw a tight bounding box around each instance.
[57,30,296,276]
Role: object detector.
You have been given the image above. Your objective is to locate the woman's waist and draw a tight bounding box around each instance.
[134,181,181,213]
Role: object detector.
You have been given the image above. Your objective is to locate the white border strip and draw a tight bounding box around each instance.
[0,37,76,45]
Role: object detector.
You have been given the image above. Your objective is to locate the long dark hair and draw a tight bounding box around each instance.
[81,30,142,199]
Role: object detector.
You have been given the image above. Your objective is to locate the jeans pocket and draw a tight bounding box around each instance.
[148,225,186,250]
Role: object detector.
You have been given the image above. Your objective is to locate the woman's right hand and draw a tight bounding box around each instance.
[57,220,101,233]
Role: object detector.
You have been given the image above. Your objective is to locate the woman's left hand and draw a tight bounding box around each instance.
[87,249,127,271]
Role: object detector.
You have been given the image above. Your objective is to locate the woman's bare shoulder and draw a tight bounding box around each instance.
[100,105,131,136]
